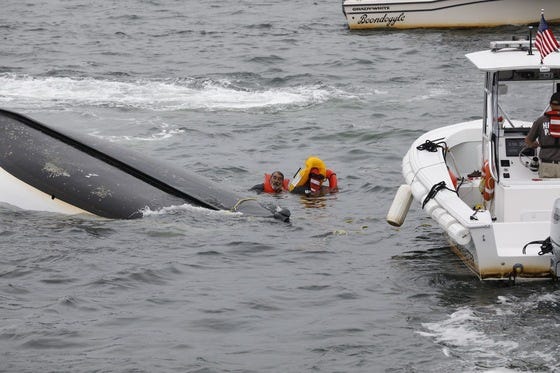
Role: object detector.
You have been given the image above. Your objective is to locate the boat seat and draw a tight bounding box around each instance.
[492,221,549,256]
[494,181,560,222]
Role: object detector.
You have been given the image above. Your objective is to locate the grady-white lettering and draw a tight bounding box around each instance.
[352,6,390,12]
[357,12,405,27]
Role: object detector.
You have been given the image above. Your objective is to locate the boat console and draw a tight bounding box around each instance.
[494,125,560,223]
[497,126,536,183]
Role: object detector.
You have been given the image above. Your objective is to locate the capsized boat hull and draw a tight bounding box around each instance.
[402,120,552,279]
[0,109,287,220]
[342,0,560,30]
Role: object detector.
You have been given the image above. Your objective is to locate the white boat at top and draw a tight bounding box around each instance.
[342,0,560,30]
[387,39,560,280]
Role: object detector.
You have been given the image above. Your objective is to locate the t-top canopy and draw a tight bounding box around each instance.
[466,41,560,72]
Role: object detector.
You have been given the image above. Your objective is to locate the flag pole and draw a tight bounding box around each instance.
[528,26,533,55]
[541,9,544,64]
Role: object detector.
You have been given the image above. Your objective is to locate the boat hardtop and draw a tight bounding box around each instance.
[467,40,560,71]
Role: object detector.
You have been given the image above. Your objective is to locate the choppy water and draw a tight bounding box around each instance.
[2,1,560,372]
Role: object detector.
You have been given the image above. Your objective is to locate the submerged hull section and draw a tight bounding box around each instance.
[0,109,281,220]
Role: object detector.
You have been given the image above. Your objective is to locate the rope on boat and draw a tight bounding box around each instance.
[469,208,481,221]
[421,181,457,209]
[231,197,258,212]
[416,139,448,157]
[417,138,466,192]
[522,237,553,255]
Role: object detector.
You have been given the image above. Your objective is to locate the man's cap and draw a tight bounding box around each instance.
[551,92,560,105]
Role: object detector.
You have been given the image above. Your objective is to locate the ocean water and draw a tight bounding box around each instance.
[1,1,560,372]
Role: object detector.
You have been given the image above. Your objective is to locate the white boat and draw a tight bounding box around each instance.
[387,39,560,280]
[342,0,560,30]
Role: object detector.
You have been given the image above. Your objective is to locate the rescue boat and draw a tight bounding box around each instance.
[387,39,560,280]
[342,0,560,30]
[0,109,290,222]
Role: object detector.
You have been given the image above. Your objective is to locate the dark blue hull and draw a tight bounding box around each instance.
[0,109,288,221]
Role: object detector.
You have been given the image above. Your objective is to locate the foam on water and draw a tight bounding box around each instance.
[140,203,242,217]
[417,292,560,371]
[0,73,354,112]
[418,307,518,352]
[88,126,184,142]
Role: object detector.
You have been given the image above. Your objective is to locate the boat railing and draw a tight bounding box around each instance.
[490,40,530,53]
[497,103,516,128]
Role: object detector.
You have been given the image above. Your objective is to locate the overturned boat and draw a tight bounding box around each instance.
[342,0,560,30]
[387,39,560,280]
[0,109,289,221]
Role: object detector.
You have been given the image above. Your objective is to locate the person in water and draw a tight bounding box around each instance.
[250,171,290,194]
[288,156,338,196]
[525,92,560,178]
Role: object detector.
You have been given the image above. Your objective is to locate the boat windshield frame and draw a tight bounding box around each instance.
[484,68,560,183]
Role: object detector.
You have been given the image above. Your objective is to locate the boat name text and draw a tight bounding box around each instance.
[357,12,405,27]
[351,6,390,12]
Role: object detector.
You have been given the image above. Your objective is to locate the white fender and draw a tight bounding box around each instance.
[387,184,413,227]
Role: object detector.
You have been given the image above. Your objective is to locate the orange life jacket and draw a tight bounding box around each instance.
[325,169,338,192]
[546,111,560,138]
[309,169,338,194]
[263,173,290,193]
[447,167,458,189]
[481,160,494,201]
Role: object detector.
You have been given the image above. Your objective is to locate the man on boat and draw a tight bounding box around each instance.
[525,92,560,178]
[288,156,338,196]
[250,171,289,194]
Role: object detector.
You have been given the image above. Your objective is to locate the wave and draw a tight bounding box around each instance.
[140,203,242,217]
[417,296,560,372]
[0,73,357,112]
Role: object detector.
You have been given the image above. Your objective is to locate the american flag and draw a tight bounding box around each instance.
[535,13,559,62]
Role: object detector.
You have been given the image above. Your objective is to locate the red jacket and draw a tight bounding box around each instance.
[263,173,290,193]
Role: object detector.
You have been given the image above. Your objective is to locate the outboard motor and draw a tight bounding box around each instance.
[550,198,560,278]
